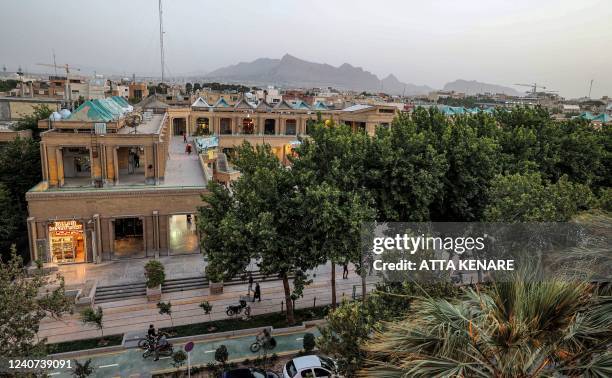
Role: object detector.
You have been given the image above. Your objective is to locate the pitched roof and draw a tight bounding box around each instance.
[68,98,128,122]
[291,100,311,110]
[312,101,328,110]
[191,97,210,108]
[593,113,610,123]
[274,99,295,110]
[213,98,230,108]
[234,98,255,110]
[255,100,272,111]
[136,95,169,110]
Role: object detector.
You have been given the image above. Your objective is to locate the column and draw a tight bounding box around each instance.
[27,217,38,263]
[113,147,119,185]
[153,210,160,258]
[93,214,102,263]
[55,147,64,187]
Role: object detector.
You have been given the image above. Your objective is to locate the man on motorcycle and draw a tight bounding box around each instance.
[154,333,169,361]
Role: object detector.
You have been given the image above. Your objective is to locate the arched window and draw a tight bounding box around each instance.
[285,119,297,135]
[196,117,210,135]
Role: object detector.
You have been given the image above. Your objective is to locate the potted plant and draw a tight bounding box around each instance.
[145,260,165,301]
[206,264,224,295]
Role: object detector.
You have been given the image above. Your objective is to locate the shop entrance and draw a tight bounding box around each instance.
[173,118,187,136]
[169,214,199,255]
[48,220,86,263]
[113,217,145,258]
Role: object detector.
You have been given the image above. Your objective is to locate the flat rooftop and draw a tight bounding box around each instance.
[117,114,164,135]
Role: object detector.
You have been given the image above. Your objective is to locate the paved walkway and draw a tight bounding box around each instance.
[48,327,319,377]
[40,262,378,343]
[163,136,207,187]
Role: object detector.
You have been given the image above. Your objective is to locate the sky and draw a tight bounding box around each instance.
[1,0,611,98]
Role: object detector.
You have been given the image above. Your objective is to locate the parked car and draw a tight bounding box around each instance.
[283,356,339,378]
[223,367,279,378]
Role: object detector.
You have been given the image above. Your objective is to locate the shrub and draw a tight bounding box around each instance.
[172,350,187,368]
[215,345,228,366]
[205,264,225,283]
[144,260,165,288]
[303,332,315,352]
[199,300,212,314]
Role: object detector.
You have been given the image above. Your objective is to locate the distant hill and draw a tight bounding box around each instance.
[443,79,521,96]
[205,54,432,95]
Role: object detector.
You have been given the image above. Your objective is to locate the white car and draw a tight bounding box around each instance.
[282,355,340,378]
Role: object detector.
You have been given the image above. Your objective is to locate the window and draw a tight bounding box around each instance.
[314,368,331,377]
[285,361,298,378]
[285,119,297,135]
[300,370,314,378]
[379,108,395,113]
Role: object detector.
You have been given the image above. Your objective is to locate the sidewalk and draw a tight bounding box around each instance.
[39,263,378,343]
[47,327,320,377]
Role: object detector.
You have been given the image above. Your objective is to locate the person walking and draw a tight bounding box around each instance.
[343,262,349,279]
[182,131,187,143]
[252,282,261,302]
[185,143,192,155]
[248,272,254,295]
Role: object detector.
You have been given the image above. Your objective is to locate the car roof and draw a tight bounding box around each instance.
[292,356,322,370]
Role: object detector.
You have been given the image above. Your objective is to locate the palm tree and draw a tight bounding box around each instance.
[359,276,611,377]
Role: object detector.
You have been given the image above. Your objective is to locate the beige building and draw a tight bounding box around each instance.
[168,98,396,163]
[26,95,396,268]
[27,96,207,266]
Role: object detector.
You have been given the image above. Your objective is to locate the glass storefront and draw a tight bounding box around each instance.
[48,220,86,263]
[169,214,199,255]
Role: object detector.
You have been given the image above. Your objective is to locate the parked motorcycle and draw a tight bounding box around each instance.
[226,297,251,317]
[143,342,174,359]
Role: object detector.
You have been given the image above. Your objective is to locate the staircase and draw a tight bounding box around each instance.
[93,271,294,302]
[94,282,146,303]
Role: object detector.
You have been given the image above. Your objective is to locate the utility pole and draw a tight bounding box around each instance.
[588,79,594,99]
[158,0,165,84]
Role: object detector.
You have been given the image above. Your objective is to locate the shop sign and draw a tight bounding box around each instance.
[49,220,83,235]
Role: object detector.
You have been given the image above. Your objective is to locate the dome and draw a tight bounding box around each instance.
[59,109,71,119]
[50,111,62,121]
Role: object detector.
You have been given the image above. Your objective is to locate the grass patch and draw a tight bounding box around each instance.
[47,334,124,354]
[163,305,330,338]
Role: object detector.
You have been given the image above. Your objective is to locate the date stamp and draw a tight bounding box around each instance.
[0,358,72,373]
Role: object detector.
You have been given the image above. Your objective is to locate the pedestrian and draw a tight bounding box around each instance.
[185,143,192,155]
[182,131,187,143]
[248,272,254,295]
[253,282,261,302]
[134,152,140,168]
[343,262,349,279]
[147,324,157,339]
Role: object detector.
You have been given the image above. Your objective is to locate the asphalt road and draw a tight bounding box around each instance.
[47,328,320,377]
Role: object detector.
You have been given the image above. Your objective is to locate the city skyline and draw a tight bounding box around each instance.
[2,0,611,98]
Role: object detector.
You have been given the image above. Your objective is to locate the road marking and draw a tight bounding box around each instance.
[99,363,119,368]
[159,356,172,360]
[48,373,60,376]
[205,350,216,353]
[296,337,303,340]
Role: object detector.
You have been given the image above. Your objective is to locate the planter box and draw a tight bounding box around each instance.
[209,281,224,295]
[146,284,162,302]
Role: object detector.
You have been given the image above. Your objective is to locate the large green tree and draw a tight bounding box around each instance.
[0,248,72,357]
[199,142,329,324]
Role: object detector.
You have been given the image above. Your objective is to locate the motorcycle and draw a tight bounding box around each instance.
[226,297,251,317]
[143,342,174,359]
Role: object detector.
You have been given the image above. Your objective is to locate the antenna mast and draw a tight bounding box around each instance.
[158,0,165,84]
[588,79,593,99]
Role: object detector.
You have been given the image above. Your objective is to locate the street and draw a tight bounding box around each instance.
[47,327,320,377]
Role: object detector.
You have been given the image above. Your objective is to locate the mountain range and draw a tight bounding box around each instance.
[443,79,521,96]
[203,54,522,97]
[204,54,432,95]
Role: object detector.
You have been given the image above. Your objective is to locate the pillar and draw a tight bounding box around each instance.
[153,210,160,258]
[93,214,102,263]
[27,217,38,263]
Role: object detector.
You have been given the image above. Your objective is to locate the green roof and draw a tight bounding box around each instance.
[68,97,128,122]
[292,100,311,110]
[593,113,610,122]
[312,101,328,110]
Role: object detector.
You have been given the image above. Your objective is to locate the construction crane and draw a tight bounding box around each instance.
[37,62,80,108]
[514,83,557,96]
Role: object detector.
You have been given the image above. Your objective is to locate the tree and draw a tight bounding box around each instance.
[80,307,104,340]
[215,344,228,367]
[303,332,316,352]
[0,137,43,260]
[292,122,375,303]
[15,104,52,139]
[72,359,94,378]
[144,260,165,288]
[185,82,193,94]
[157,301,174,328]
[199,300,213,321]
[485,173,594,222]
[193,83,202,92]
[172,350,187,368]
[0,248,72,357]
[359,277,612,377]
[200,142,328,324]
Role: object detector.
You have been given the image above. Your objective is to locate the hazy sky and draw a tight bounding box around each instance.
[2,0,611,98]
